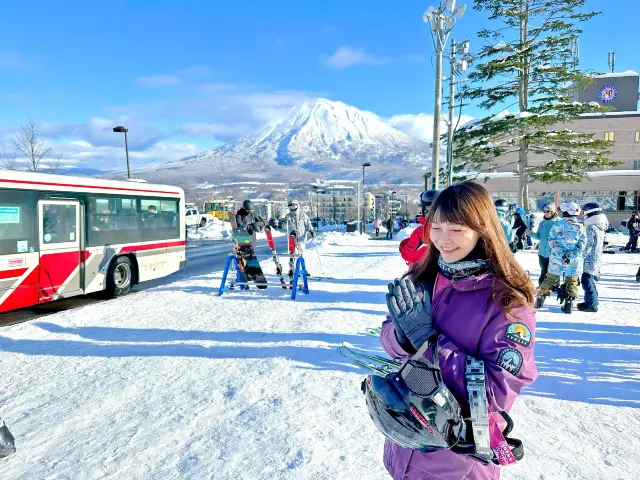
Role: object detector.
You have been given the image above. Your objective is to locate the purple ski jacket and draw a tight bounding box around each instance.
[379,273,537,480]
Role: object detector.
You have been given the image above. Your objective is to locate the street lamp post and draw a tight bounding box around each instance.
[312,186,319,228]
[423,0,467,191]
[362,162,371,234]
[390,191,397,240]
[112,125,130,178]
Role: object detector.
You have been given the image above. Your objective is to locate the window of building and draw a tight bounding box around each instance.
[634,160,640,170]
[635,131,640,143]
[604,131,615,141]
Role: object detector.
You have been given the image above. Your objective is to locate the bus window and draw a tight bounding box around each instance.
[141,199,179,241]
[0,190,36,255]
[87,196,141,246]
[43,204,77,244]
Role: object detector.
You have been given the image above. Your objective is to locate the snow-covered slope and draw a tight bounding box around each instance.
[125,99,435,186]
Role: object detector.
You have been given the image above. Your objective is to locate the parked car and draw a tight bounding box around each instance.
[185,203,214,227]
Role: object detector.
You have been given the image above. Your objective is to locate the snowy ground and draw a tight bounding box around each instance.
[1,232,639,479]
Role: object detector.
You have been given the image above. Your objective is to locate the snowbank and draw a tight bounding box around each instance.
[394,223,420,241]
[187,219,232,240]
[317,231,372,247]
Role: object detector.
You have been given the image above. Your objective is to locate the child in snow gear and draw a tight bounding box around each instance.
[235,200,266,249]
[624,211,639,252]
[399,190,439,269]
[529,203,560,287]
[495,199,516,252]
[378,182,537,478]
[537,202,585,313]
[578,203,609,313]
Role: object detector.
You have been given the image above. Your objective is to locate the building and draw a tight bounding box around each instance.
[474,70,640,226]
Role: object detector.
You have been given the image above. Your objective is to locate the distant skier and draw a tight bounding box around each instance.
[624,210,639,252]
[578,202,609,313]
[494,199,516,251]
[284,200,316,255]
[399,190,438,270]
[513,208,528,251]
[235,200,266,249]
[536,202,586,314]
[529,203,560,287]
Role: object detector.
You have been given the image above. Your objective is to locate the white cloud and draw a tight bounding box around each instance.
[386,112,476,142]
[323,46,386,69]
[136,75,182,87]
[179,122,253,137]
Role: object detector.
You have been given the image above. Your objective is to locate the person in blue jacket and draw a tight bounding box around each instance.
[536,202,586,314]
[529,203,560,287]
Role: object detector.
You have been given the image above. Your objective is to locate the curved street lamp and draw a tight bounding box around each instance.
[112,125,130,178]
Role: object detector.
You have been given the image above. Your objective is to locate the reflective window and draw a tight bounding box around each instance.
[43,204,77,245]
[0,190,36,254]
[87,197,141,247]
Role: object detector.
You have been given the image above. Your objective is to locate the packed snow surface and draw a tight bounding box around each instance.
[1,233,639,479]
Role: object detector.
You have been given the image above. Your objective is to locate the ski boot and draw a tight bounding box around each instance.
[577,302,598,313]
[561,296,575,314]
[534,291,547,309]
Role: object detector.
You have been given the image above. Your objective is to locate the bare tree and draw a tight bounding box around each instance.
[1,150,19,170]
[11,120,62,173]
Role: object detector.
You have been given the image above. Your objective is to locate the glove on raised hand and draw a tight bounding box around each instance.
[386,277,435,350]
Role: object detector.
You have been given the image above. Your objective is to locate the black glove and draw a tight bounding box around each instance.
[386,278,435,350]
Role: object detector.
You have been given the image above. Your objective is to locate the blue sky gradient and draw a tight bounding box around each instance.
[0,0,637,171]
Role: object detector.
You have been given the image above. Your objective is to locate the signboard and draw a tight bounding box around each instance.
[598,85,618,103]
[0,206,20,224]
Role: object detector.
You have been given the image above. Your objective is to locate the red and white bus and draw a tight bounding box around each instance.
[0,170,186,314]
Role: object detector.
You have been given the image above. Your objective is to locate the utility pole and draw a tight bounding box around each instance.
[607,50,615,73]
[446,38,469,187]
[424,0,467,191]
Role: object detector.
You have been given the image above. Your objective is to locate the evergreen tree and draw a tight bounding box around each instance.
[454,0,618,209]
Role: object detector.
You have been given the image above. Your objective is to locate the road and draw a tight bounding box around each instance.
[0,235,290,326]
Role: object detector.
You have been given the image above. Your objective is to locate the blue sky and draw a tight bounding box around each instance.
[0,0,637,171]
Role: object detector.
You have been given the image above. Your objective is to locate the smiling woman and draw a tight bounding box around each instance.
[377,181,538,480]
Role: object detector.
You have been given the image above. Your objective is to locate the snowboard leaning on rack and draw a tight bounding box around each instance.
[229,210,267,289]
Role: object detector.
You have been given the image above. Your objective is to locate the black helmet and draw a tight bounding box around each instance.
[494,199,509,211]
[633,210,639,216]
[288,200,299,211]
[0,420,15,458]
[242,200,254,211]
[420,190,439,214]
[361,341,523,466]
[582,202,602,218]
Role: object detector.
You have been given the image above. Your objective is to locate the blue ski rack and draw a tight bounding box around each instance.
[218,254,309,300]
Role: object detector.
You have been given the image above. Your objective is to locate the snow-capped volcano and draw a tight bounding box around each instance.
[126,99,433,186]
[212,98,429,166]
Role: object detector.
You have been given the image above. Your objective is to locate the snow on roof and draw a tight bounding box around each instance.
[579,111,640,117]
[592,70,639,78]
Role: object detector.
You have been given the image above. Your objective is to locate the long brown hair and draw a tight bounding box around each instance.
[412,181,534,312]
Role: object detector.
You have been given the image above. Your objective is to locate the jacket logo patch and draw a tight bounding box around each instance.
[497,348,523,376]
[505,323,531,347]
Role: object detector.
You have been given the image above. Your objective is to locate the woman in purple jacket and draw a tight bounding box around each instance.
[379,182,538,480]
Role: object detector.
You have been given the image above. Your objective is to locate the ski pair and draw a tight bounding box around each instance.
[264,226,287,289]
[338,344,401,376]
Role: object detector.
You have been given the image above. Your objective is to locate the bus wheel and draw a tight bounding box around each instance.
[107,256,133,297]
[200,218,207,227]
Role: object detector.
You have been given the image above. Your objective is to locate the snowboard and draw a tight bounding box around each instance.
[265,226,287,289]
[229,210,267,289]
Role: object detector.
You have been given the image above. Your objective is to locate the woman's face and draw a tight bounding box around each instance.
[430,221,480,263]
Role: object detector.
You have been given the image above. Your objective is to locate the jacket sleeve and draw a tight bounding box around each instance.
[380,317,412,359]
[304,214,313,233]
[436,306,537,413]
[547,223,560,249]
[584,225,595,259]
[399,226,426,263]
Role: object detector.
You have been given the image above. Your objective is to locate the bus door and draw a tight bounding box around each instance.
[38,200,83,302]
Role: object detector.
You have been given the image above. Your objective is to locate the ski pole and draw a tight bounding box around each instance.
[315,241,325,275]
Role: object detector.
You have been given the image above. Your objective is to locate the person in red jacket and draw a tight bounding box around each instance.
[399,190,439,269]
